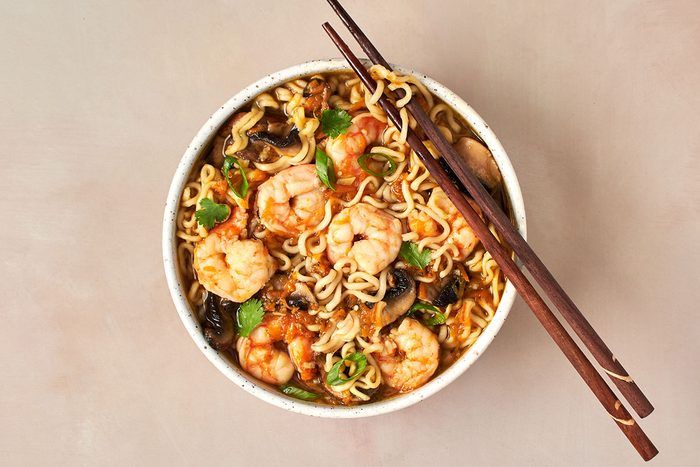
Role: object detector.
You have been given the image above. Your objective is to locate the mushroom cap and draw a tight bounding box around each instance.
[381,269,416,326]
[453,137,502,189]
[203,293,237,350]
[432,273,465,308]
[286,282,317,311]
[418,271,467,308]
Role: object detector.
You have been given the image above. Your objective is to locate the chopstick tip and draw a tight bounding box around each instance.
[322,22,338,41]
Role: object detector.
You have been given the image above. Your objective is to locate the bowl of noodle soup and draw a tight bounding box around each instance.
[163,59,526,417]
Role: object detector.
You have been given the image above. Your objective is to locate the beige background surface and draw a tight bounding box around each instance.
[1,0,699,465]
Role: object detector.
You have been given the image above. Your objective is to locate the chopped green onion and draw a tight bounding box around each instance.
[408,301,439,315]
[280,384,321,401]
[326,352,367,386]
[315,148,336,190]
[222,156,249,198]
[357,153,397,178]
[424,312,447,326]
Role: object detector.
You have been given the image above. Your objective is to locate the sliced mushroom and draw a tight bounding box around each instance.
[203,292,237,350]
[248,126,300,149]
[235,145,276,163]
[286,282,317,311]
[432,273,466,307]
[246,120,302,159]
[246,113,287,136]
[417,272,467,308]
[221,114,302,163]
[260,274,291,307]
[268,273,289,291]
[453,137,502,189]
[381,269,416,326]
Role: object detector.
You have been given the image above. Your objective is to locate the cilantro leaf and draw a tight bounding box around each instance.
[399,241,432,269]
[315,148,336,190]
[194,198,230,229]
[280,384,321,401]
[320,109,352,138]
[424,312,447,326]
[235,298,264,337]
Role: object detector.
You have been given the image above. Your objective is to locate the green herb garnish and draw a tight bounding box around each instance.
[409,301,439,315]
[326,352,368,386]
[399,241,432,269]
[222,156,249,198]
[235,298,264,337]
[320,109,352,138]
[407,302,442,324]
[280,384,321,401]
[315,148,336,190]
[194,198,230,229]
[357,153,397,178]
[424,312,447,326]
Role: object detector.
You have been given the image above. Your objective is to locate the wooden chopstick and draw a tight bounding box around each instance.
[322,21,658,462]
[324,0,654,420]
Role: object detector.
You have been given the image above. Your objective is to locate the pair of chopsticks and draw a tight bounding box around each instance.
[322,0,657,461]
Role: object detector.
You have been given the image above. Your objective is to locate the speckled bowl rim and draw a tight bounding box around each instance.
[163,58,526,418]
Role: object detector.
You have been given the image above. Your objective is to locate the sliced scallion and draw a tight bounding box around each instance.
[222,156,249,198]
[326,352,367,386]
[357,153,397,178]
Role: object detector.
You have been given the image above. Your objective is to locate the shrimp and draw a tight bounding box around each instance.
[193,208,276,302]
[409,187,481,260]
[326,203,402,275]
[325,115,386,179]
[237,324,294,385]
[286,334,316,381]
[374,318,439,391]
[407,210,441,238]
[236,314,316,384]
[256,164,327,237]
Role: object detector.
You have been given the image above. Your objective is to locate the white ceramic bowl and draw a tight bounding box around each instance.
[163,59,526,417]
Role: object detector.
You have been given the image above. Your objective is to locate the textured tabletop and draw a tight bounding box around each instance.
[2,1,698,465]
